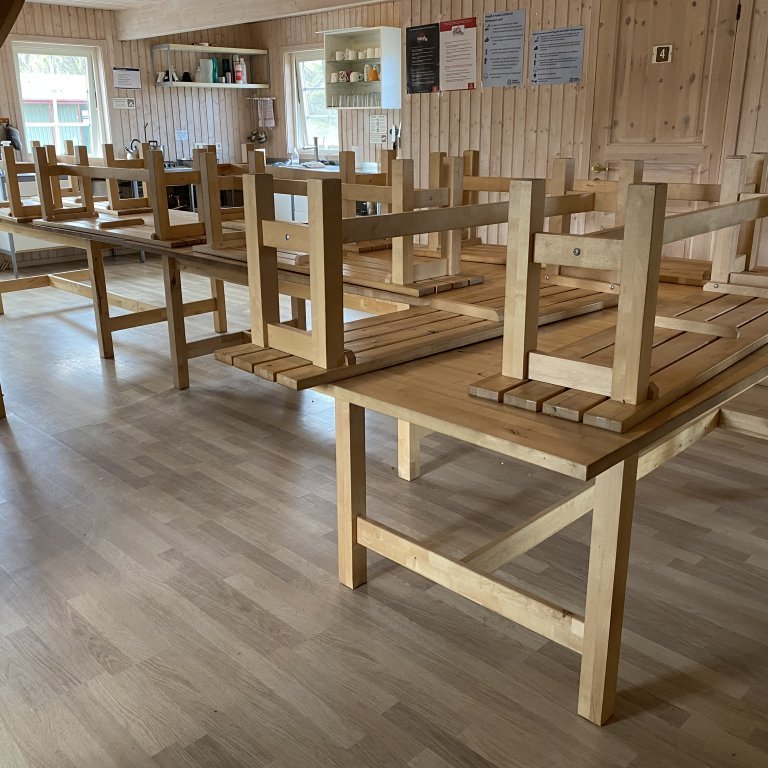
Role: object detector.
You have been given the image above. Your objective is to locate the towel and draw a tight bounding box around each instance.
[257,98,275,129]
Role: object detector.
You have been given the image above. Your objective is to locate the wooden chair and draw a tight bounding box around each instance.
[103,143,152,215]
[502,180,668,406]
[1,145,41,221]
[244,173,349,369]
[32,144,97,222]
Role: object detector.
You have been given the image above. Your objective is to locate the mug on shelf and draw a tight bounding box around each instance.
[357,51,366,59]
[339,70,350,83]
[374,47,381,58]
[335,50,345,61]
[330,72,339,83]
[367,47,375,58]
[350,71,361,83]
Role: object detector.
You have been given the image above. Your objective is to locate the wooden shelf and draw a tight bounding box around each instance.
[152,43,268,55]
[155,81,269,89]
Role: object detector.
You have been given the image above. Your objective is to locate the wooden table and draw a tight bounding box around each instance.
[0,210,457,389]
[320,300,768,725]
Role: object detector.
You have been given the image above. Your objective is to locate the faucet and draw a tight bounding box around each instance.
[313,136,320,163]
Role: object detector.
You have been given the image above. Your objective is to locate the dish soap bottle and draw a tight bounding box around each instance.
[291,146,300,166]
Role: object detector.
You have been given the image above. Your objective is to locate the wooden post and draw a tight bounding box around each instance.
[501,179,547,379]
[543,158,576,278]
[32,145,57,220]
[462,149,480,241]
[85,240,114,360]
[247,147,267,174]
[209,278,227,333]
[747,154,768,270]
[45,145,64,209]
[611,183,667,404]
[290,297,307,331]
[578,455,639,725]
[74,145,95,214]
[336,400,368,588]
[148,148,172,240]
[162,255,189,390]
[614,159,644,226]
[444,156,465,275]
[308,178,346,368]
[199,150,224,248]
[338,150,356,218]
[711,156,747,283]
[426,151,447,252]
[397,420,428,481]
[243,173,280,347]
[391,159,415,284]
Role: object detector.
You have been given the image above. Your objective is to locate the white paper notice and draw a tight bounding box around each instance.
[530,27,584,85]
[369,114,388,147]
[439,18,477,92]
[482,10,525,87]
[113,67,141,90]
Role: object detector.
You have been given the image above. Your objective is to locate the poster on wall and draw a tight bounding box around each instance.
[482,10,525,87]
[112,67,141,89]
[406,23,440,94]
[369,114,388,146]
[439,17,477,92]
[530,26,584,85]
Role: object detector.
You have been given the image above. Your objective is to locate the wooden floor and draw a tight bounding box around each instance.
[1,257,767,767]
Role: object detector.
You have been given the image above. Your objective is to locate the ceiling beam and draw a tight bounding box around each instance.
[116,0,384,41]
[0,0,24,47]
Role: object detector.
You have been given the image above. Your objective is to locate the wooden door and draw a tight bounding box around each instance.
[589,0,743,254]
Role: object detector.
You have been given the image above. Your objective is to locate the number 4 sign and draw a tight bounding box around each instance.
[652,44,673,64]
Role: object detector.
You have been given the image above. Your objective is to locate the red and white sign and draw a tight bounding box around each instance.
[439,17,477,91]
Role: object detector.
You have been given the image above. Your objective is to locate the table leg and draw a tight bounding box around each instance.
[162,256,189,390]
[210,278,228,333]
[397,420,428,481]
[85,240,114,359]
[336,400,368,588]
[0,382,6,419]
[290,297,307,330]
[578,455,639,724]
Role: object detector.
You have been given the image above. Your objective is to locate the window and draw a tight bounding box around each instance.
[13,41,108,156]
[287,49,339,153]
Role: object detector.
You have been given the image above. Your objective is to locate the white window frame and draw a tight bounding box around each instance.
[11,39,110,160]
[284,48,339,158]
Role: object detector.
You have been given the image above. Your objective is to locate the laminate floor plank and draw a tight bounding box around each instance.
[1,257,767,766]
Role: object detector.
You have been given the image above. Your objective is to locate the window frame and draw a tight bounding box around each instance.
[284,47,339,157]
[10,37,111,160]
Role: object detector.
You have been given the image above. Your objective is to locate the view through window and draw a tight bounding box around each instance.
[293,51,339,151]
[13,42,107,156]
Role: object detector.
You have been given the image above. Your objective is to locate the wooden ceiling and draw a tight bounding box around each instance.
[26,0,386,39]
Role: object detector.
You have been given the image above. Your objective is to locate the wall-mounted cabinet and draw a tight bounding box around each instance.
[150,43,269,89]
[322,27,401,110]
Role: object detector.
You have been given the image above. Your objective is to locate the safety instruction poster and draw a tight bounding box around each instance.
[439,17,477,91]
[482,10,525,87]
[406,23,440,94]
[530,26,584,85]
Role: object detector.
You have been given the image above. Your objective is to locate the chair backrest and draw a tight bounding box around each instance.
[1,145,41,221]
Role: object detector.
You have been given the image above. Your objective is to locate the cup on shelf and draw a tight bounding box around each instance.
[335,50,345,61]
[367,47,375,59]
[374,47,381,58]
[350,71,361,83]
[346,49,355,60]
[357,51,366,59]
[339,70,350,83]
[330,72,339,83]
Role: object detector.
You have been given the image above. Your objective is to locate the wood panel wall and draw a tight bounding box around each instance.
[245,2,401,164]
[0,2,257,162]
[736,0,768,156]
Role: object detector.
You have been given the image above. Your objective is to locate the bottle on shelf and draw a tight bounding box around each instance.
[234,56,243,84]
[240,56,248,85]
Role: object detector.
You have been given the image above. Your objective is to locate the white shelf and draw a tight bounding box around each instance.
[323,26,401,110]
[152,43,268,55]
[156,81,269,89]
